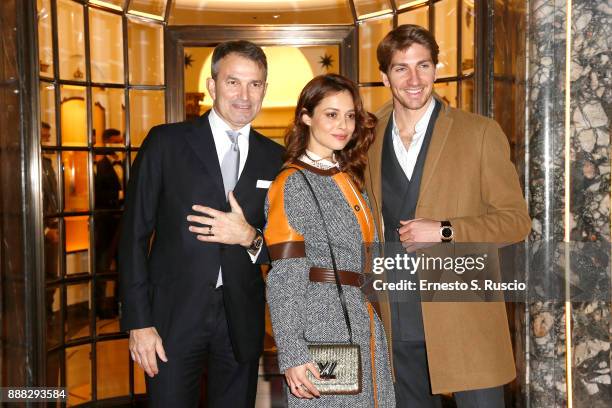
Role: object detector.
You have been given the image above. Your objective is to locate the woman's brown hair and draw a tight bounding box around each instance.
[283,74,376,191]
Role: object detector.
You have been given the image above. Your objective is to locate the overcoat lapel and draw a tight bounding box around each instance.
[418,103,453,203]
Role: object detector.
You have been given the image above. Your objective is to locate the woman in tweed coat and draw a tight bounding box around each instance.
[264,74,395,407]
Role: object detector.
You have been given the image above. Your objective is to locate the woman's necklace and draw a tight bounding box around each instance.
[304,151,334,163]
[303,151,338,170]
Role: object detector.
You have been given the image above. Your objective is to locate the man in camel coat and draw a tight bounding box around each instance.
[364,24,531,407]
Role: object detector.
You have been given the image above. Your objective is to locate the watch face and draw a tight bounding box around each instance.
[441,227,453,238]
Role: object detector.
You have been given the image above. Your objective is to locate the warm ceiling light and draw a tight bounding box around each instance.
[89,0,123,11]
[174,0,337,12]
[398,0,428,11]
[127,9,165,21]
[358,9,392,21]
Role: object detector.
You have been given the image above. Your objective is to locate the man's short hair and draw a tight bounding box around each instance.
[211,40,268,80]
[377,24,439,74]
[102,128,121,142]
[41,121,51,130]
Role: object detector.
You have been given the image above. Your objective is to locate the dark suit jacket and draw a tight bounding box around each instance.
[119,111,284,362]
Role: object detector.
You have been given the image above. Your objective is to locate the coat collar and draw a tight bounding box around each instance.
[419,98,452,196]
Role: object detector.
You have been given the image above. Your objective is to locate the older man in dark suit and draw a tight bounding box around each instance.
[119,40,284,407]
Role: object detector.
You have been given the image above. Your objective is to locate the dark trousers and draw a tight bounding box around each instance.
[145,288,259,408]
[393,341,505,408]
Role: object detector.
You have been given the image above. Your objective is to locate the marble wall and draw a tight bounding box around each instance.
[521,0,612,406]
[524,0,569,403]
[567,0,611,406]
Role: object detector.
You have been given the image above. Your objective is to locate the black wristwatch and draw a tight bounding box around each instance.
[247,229,264,256]
[440,220,454,242]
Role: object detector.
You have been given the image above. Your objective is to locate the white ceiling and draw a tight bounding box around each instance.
[173,0,347,12]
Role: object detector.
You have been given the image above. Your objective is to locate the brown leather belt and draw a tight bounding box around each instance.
[309,267,364,288]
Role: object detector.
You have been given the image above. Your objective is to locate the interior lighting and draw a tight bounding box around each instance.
[398,0,428,11]
[89,0,123,12]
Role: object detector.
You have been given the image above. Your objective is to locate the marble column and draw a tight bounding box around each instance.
[566,1,611,406]
[521,0,611,406]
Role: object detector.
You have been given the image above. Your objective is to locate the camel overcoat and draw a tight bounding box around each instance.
[364,96,531,394]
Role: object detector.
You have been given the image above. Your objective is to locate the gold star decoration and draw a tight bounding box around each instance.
[185,53,194,68]
[319,53,334,70]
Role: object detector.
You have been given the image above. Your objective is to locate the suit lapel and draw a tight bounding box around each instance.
[233,129,260,202]
[185,111,226,201]
[418,101,453,201]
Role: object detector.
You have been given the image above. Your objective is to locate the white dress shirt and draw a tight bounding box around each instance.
[391,98,436,181]
[207,109,259,287]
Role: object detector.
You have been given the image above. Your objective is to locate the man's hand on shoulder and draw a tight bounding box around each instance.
[129,327,168,378]
[187,192,256,247]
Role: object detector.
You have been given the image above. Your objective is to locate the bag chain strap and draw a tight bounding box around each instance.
[288,167,354,345]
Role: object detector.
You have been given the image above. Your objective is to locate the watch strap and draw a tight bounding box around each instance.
[248,228,263,252]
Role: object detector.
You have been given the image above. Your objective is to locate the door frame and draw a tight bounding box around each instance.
[164,25,357,123]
